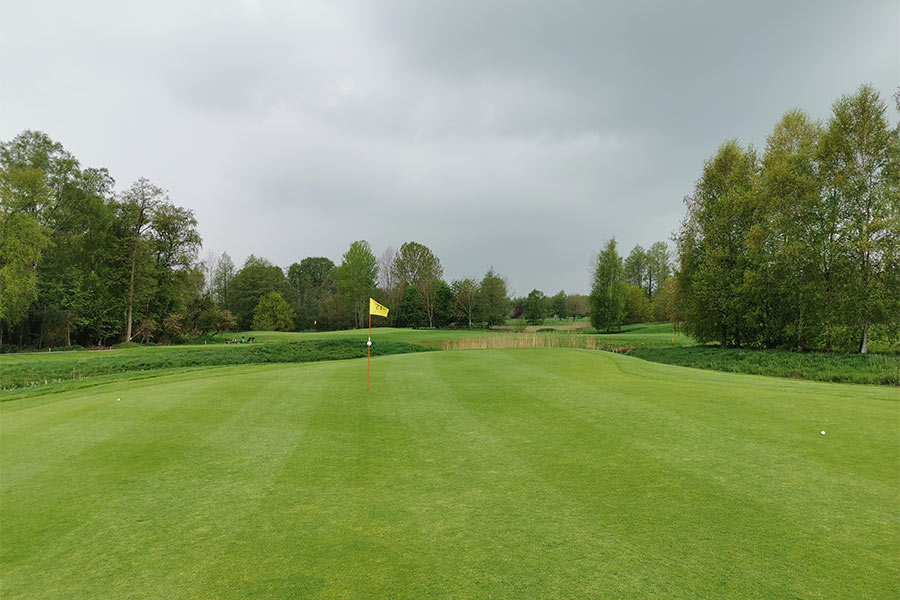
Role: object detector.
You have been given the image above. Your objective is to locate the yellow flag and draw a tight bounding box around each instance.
[369,298,389,317]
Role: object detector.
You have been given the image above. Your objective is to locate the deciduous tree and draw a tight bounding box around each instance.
[451,278,479,328]
[253,291,294,331]
[392,241,443,328]
[336,240,378,328]
[590,239,625,332]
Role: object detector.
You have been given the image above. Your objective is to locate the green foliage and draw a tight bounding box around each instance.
[676,85,899,353]
[287,257,335,330]
[549,290,568,319]
[819,85,899,352]
[391,241,444,328]
[451,278,479,327]
[0,130,102,342]
[523,289,548,325]
[433,280,454,328]
[590,239,625,332]
[399,285,425,328]
[229,255,291,330]
[677,140,759,347]
[183,295,221,337]
[336,240,378,328]
[0,212,50,329]
[652,277,677,323]
[622,283,653,324]
[211,252,235,307]
[623,245,647,291]
[157,313,185,345]
[645,241,671,297]
[566,293,589,319]
[252,292,294,331]
[477,268,509,327]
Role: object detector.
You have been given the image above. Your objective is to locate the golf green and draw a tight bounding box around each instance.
[1,349,897,598]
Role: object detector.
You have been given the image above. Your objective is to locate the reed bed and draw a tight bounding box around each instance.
[437,332,632,352]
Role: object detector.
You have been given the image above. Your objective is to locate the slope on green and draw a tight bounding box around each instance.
[0,339,431,393]
[1,350,897,598]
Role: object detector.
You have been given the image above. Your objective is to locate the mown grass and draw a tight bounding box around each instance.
[0,339,430,393]
[630,346,900,386]
[2,349,897,598]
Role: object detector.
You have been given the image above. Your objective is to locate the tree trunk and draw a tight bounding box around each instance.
[126,239,138,341]
[859,322,869,354]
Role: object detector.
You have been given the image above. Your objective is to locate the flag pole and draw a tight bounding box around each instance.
[367,312,371,391]
[366,298,388,391]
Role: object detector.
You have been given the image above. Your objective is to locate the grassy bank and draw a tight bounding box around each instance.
[4,323,895,390]
[630,346,900,386]
[0,339,431,393]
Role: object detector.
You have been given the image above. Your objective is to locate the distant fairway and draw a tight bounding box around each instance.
[2,350,897,598]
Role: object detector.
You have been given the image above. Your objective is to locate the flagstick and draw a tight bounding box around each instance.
[367,313,371,391]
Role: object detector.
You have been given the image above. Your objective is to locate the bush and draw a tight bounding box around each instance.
[51,345,85,352]
[0,344,20,354]
[114,341,142,349]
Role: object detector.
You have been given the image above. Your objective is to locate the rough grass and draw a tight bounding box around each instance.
[630,346,900,386]
[2,349,897,598]
[0,339,430,393]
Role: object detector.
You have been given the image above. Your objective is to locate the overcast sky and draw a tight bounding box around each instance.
[2,0,897,295]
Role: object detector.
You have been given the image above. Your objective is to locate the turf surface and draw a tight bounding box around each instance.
[2,349,897,598]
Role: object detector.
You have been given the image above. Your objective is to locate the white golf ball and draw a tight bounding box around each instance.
[117,398,121,402]
[820,430,825,435]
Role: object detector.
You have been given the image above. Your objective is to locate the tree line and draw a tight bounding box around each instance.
[0,130,593,350]
[588,84,900,353]
[203,241,520,335]
[4,84,895,353]
[1,132,205,348]
[0,125,599,350]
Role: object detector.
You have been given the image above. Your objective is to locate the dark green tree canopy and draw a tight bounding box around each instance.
[253,291,294,331]
[336,240,378,328]
[523,289,548,325]
[590,239,625,332]
[477,268,509,327]
[288,256,335,330]
[229,255,291,330]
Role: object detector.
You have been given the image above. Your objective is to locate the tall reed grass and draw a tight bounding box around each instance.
[437,332,632,352]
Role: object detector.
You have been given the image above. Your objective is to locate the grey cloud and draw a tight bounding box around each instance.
[1,0,896,295]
